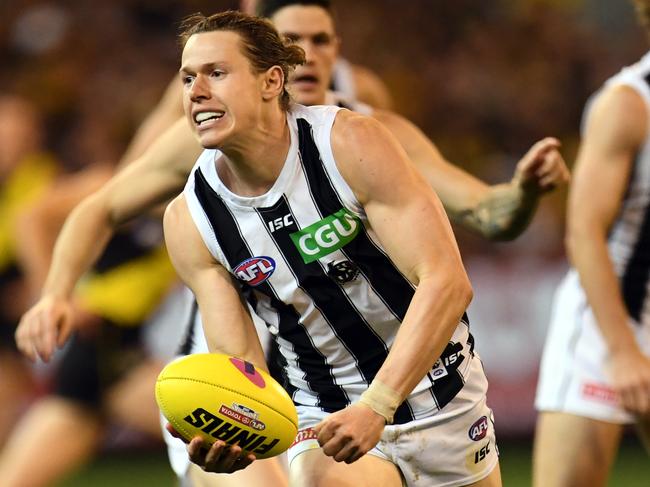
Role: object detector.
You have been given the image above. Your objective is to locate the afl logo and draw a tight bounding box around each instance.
[234,256,276,286]
[468,416,489,441]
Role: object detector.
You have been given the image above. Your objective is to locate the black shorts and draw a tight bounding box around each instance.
[53,321,147,407]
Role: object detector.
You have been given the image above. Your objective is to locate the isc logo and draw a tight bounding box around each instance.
[468,416,489,441]
[267,214,294,232]
[233,257,276,286]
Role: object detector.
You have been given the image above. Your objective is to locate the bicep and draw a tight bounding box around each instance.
[163,196,266,363]
[332,113,465,283]
[568,87,647,236]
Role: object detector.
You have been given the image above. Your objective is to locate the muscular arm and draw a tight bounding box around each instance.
[15,118,201,361]
[314,110,473,463]
[565,85,650,413]
[163,195,267,369]
[373,110,569,240]
[163,195,268,473]
[333,110,472,401]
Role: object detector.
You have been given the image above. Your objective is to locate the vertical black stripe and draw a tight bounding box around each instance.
[257,196,388,385]
[429,341,466,410]
[177,298,198,356]
[296,118,415,320]
[193,169,348,410]
[620,153,649,323]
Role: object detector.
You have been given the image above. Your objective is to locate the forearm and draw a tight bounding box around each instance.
[569,232,638,354]
[373,273,472,399]
[42,195,115,299]
[455,181,540,241]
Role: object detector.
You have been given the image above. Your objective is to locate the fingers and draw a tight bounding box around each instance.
[14,299,72,363]
[15,317,36,362]
[188,438,255,473]
[516,137,561,174]
[515,137,569,191]
[621,383,650,415]
[534,150,570,191]
[316,416,371,464]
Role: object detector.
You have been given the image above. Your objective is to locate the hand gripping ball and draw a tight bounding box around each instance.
[156,353,298,459]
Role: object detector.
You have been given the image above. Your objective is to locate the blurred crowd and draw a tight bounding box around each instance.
[0,0,648,473]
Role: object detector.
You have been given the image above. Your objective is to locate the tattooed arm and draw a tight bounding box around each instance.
[372,110,569,240]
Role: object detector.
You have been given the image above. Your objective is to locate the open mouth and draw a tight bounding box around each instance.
[292,74,319,87]
[194,111,225,126]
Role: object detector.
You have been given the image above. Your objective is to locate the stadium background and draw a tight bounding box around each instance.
[1,0,648,485]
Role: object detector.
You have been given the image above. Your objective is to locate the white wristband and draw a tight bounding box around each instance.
[358,380,402,425]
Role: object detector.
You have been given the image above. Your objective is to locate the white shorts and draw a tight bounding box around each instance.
[288,356,498,487]
[535,270,650,423]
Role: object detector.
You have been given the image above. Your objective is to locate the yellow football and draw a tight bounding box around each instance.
[155,353,298,459]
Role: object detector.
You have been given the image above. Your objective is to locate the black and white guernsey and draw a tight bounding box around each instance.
[183,103,475,424]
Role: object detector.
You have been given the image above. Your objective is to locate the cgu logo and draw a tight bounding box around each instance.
[233,257,276,286]
[290,208,361,264]
[468,416,489,441]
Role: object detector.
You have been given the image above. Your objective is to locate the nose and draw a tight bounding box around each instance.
[299,40,316,64]
[189,74,210,102]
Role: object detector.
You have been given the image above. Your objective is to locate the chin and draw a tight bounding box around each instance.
[198,133,223,149]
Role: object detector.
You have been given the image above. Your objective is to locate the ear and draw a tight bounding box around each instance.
[261,66,285,103]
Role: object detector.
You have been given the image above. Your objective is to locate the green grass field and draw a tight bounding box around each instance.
[55,438,647,487]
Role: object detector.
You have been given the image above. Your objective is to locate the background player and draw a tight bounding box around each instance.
[533,1,650,486]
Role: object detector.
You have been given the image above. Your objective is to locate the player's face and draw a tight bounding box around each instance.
[180,31,264,149]
[271,5,339,106]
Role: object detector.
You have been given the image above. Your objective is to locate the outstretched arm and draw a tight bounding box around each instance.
[566,85,650,415]
[15,118,200,362]
[373,110,569,240]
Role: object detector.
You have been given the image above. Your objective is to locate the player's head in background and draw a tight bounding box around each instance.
[178,11,304,148]
[258,0,339,106]
[634,0,650,35]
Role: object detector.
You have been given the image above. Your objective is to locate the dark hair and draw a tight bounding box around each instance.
[634,0,650,35]
[256,0,331,19]
[179,11,305,110]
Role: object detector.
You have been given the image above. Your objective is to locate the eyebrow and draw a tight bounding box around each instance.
[179,62,227,75]
[282,31,332,39]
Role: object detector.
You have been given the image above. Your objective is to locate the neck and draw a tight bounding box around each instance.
[216,108,291,197]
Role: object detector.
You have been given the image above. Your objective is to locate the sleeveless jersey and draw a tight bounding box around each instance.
[589,51,650,325]
[183,104,475,424]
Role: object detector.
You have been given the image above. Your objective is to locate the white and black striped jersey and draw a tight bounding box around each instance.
[586,51,650,325]
[183,103,475,424]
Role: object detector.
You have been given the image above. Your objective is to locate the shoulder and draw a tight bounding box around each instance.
[585,84,647,150]
[332,109,392,150]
